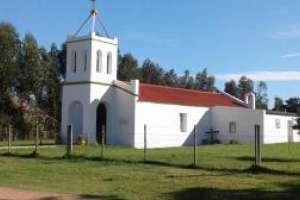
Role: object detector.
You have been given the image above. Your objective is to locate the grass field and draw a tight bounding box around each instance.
[0,144,300,200]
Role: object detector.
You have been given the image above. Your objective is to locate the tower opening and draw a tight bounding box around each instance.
[96,103,107,144]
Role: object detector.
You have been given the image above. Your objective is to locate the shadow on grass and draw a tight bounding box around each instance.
[233,156,300,163]
[168,182,300,200]
[2,152,300,177]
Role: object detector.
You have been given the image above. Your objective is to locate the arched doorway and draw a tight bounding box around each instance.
[68,101,83,143]
[96,103,107,144]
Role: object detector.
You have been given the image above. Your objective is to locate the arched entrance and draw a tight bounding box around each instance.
[68,101,83,143]
[96,103,107,144]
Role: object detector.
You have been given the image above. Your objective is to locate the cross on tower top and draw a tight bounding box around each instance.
[73,0,110,38]
[90,0,98,16]
[90,0,98,33]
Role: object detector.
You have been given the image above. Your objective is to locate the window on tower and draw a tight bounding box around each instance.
[72,51,77,73]
[96,50,102,72]
[83,51,88,72]
[107,52,112,74]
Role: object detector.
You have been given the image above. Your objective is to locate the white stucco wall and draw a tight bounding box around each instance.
[65,33,118,84]
[61,83,136,145]
[134,102,211,148]
[61,84,92,143]
[65,38,91,83]
[211,106,264,144]
[90,34,118,83]
[88,83,135,146]
[263,114,299,144]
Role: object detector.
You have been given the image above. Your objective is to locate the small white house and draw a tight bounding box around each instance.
[60,5,299,148]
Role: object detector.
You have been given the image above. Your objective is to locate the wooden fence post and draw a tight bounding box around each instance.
[254,124,262,167]
[193,125,197,167]
[144,124,147,163]
[66,124,73,157]
[34,122,39,155]
[7,125,11,154]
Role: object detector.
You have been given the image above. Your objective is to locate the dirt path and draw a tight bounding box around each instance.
[0,187,101,200]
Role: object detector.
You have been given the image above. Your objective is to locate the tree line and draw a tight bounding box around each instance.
[1,21,300,138]
[118,53,215,91]
[0,22,65,138]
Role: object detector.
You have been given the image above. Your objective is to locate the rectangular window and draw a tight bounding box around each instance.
[73,52,77,73]
[229,121,237,134]
[275,119,281,129]
[180,113,187,132]
[96,50,102,73]
[84,52,88,72]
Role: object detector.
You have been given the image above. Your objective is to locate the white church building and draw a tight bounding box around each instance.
[61,3,299,148]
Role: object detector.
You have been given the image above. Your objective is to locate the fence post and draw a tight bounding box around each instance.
[66,124,73,157]
[7,125,11,154]
[193,125,197,167]
[254,124,262,167]
[144,124,147,163]
[101,125,105,160]
[34,122,39,155]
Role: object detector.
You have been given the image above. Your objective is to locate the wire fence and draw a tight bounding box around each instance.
[0,122,58,150]
[0,123,299,173]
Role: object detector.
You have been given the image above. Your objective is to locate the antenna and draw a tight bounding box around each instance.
[73,0,110,38]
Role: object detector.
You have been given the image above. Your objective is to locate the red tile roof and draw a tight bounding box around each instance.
[138,83,246,108]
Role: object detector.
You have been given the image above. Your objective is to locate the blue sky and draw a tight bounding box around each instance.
[1,0,300,107]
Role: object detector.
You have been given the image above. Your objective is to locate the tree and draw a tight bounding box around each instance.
[237,76,254,100]
[285,97,300,115]
[293,118,300,133]
[194,68,215,91]
[163,69,178,87]
[273,97,285,112]
[195,68,208,89]
[141,58,164,84]
[117,53,141,81]
[224,80,238,97]
[178,70,194,89]
[0,22,21,125]
[255,81,268,110]
[44,43,62,120]
[18,33,42,102]
[57,43,66,78]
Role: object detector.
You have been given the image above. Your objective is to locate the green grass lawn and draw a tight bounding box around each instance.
[0,144,300,200]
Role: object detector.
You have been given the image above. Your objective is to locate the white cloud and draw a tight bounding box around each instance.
[282,53,300,58]
[272,29,300,39]
[216,71,300,81]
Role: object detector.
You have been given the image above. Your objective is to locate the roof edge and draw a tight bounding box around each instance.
[217,89,248,108]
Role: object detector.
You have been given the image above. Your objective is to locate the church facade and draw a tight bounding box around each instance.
[60,5,299,148]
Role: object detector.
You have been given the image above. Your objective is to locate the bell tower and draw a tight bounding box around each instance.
[61,0,119,144]
[65,0,118,84]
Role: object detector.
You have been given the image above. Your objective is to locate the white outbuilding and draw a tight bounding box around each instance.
[60,3,299,148]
